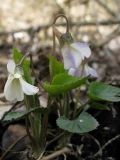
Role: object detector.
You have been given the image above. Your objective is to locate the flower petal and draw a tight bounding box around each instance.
[4,75,14,101]
[62,45,82,69]
[12,79,24,101]
[20,77,39,95]
[4,75,24,101]
[7,60,16,74]
[68,68,81,77]
[84,65,98,78]
[71,42,91,59]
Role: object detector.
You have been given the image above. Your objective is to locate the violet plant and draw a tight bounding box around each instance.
[3,49,47,157]
[3,14,120,158]
[44,15,99,135]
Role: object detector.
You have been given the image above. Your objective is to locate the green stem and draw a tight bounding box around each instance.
[74,100,90,118]
[59,93,71,147]
[24,95,46,157]
[63,93,69,118]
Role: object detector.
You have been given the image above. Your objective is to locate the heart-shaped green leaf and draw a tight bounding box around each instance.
[3,107,47,122]
[57,112,99,133]
[3,111,25,121]
[44,73,87,95]
[89,82,120,102]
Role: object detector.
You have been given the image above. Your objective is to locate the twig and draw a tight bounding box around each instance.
[0,19,120,36]
[95,27,120,47]
[46,132,65,147]
[38,147,71,160]
[88,134,102,156]
[95,0,116,17]
[93,134,120,158]
[0,135,27,160]
[0,26,44,36]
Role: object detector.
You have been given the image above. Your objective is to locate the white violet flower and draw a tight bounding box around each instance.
[62,42,98,78]
[4,60,39,101]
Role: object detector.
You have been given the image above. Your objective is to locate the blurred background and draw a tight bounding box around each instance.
[0,0,120,95]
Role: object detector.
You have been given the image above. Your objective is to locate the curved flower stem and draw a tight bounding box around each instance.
[52,14,70,54]
[30,53,43,88]
[17,52,30,66]
[53,14,69,33]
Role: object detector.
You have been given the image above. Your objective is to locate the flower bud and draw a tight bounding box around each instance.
[53,27,73,47]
